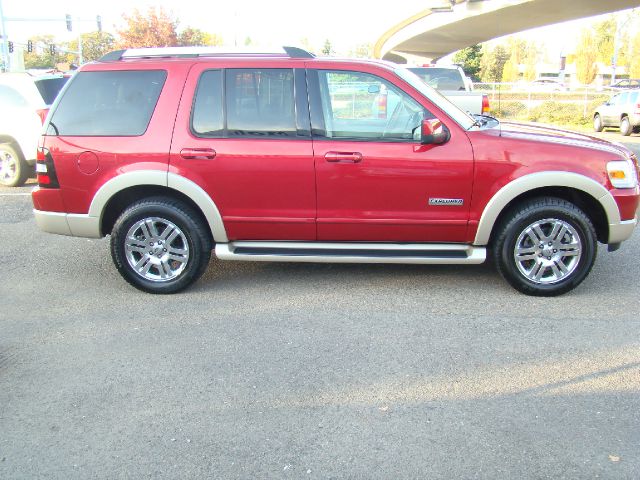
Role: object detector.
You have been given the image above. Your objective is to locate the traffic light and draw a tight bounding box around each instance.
[27,40,33,53]
[49,44,56,55]
[8,41,13,53]
[65,14,72,32]
[96,15,102,32]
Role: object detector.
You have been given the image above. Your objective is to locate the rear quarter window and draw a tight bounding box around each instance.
[35,77,69,105]
[47,70,167,136]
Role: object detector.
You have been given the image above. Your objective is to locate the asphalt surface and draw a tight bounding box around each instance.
[1,140,639,479]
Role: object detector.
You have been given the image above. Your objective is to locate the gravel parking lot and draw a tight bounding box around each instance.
[1,141,639,479]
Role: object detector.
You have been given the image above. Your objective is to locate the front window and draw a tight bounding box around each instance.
[317,70,431,141]
[394,67,475,130]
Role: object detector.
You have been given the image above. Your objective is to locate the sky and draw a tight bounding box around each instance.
[0,0,638,58]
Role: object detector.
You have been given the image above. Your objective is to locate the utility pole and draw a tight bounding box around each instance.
[0,0,10,72]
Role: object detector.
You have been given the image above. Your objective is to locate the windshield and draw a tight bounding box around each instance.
[408,67,466,91]
[394,67,475,130]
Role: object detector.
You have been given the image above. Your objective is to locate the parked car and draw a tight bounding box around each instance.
[32,46,639,296]
[593,90,640,136]
[407,65,490,115]
[528,79,568,92]
[0,73,69,187]
[609,79,640,90]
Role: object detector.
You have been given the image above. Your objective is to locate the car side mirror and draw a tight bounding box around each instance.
[421,118,450,145]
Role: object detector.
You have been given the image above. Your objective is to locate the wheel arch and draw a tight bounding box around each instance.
[474,172,618,246]
[91,170,228,242]
[0,135,25,159]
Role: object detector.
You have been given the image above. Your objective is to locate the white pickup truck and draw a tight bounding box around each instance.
[407,65,490,116]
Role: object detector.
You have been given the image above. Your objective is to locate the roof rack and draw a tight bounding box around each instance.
[99,46,315,62]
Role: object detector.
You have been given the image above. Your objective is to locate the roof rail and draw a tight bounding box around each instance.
[99,46,315,62]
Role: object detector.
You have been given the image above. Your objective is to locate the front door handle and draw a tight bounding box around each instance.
[180,148,216,160]
[324,151,363,163]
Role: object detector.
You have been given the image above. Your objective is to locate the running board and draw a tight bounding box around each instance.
[215,242,486,265]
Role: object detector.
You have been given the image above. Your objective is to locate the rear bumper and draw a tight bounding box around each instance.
[608,217,637,243]
[33,209,101,238]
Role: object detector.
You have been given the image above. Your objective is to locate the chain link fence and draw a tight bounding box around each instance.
[473,83,613,128]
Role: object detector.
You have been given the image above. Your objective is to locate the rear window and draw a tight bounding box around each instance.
[0,85,28,108]
[408,67,465,91]
[47,70,167,136]
[34,77,69,105]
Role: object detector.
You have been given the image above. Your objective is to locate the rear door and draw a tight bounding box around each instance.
[170,62,316,241]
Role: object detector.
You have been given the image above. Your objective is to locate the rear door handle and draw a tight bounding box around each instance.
[180,148,216,160]
[324,151,363,163]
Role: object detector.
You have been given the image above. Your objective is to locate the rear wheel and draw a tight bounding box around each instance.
[110,197,212,294]
[493,198,597,296]
[0,144,29,187]
[620,116,632,136]
[593,113,604,132]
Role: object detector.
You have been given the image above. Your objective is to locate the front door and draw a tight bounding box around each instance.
[308,68,474,243]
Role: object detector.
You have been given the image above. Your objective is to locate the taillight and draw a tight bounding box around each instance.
[36,147,59,188]
[482,95,490,114]
[377,94,387,119]
[36,108,49,125]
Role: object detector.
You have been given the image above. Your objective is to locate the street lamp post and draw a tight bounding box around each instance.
[0,0,10,71]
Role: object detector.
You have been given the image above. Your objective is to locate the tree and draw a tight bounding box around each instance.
[480,44,510,83]
[453,44,482,81]
[628,31,640,78]
[575,30,598,84]
[321,39,333,56]
[349,43,371,58]
[116,7,178,48]
[178,28,222,47]
[23,35,68,69]
[67,32,116,64]
[593,18,616,66]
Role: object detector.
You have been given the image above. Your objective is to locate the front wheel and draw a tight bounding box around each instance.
[110,197,212,294]
[593,114,604,132]
[620,116,632,136]
[493,198,597,296]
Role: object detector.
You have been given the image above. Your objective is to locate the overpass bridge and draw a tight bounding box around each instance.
[374,0,640,63]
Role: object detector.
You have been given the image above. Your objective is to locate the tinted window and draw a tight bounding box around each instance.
[619,92,630,105]
[0,85,28,108]
[48,70,167,136]
[225,69,296,137]
[407,67,465,91]
[191,70,224,136]
[318,70,430,140]
[35,77,69,105]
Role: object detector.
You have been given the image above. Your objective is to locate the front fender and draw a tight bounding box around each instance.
[473,171,620,245]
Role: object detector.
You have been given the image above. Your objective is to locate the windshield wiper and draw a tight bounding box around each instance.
[468,114,499,130]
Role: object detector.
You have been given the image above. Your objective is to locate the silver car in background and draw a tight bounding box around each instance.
[593,90,640,136]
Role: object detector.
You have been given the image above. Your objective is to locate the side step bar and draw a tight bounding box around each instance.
[215,242,486,265]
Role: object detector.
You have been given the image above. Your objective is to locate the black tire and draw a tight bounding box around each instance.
[620,116,632,136]
[593,113,604,132]
[110,197,212,294]
[0,143,29,187]
[493,197,597,296]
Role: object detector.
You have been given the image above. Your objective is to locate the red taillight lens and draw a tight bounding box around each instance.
[36,108,49,125]
[36,147,59,188]
[377,94,387,119]
[482,95,490,114]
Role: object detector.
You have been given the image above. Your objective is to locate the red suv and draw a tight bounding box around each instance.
[32,47,639,296]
